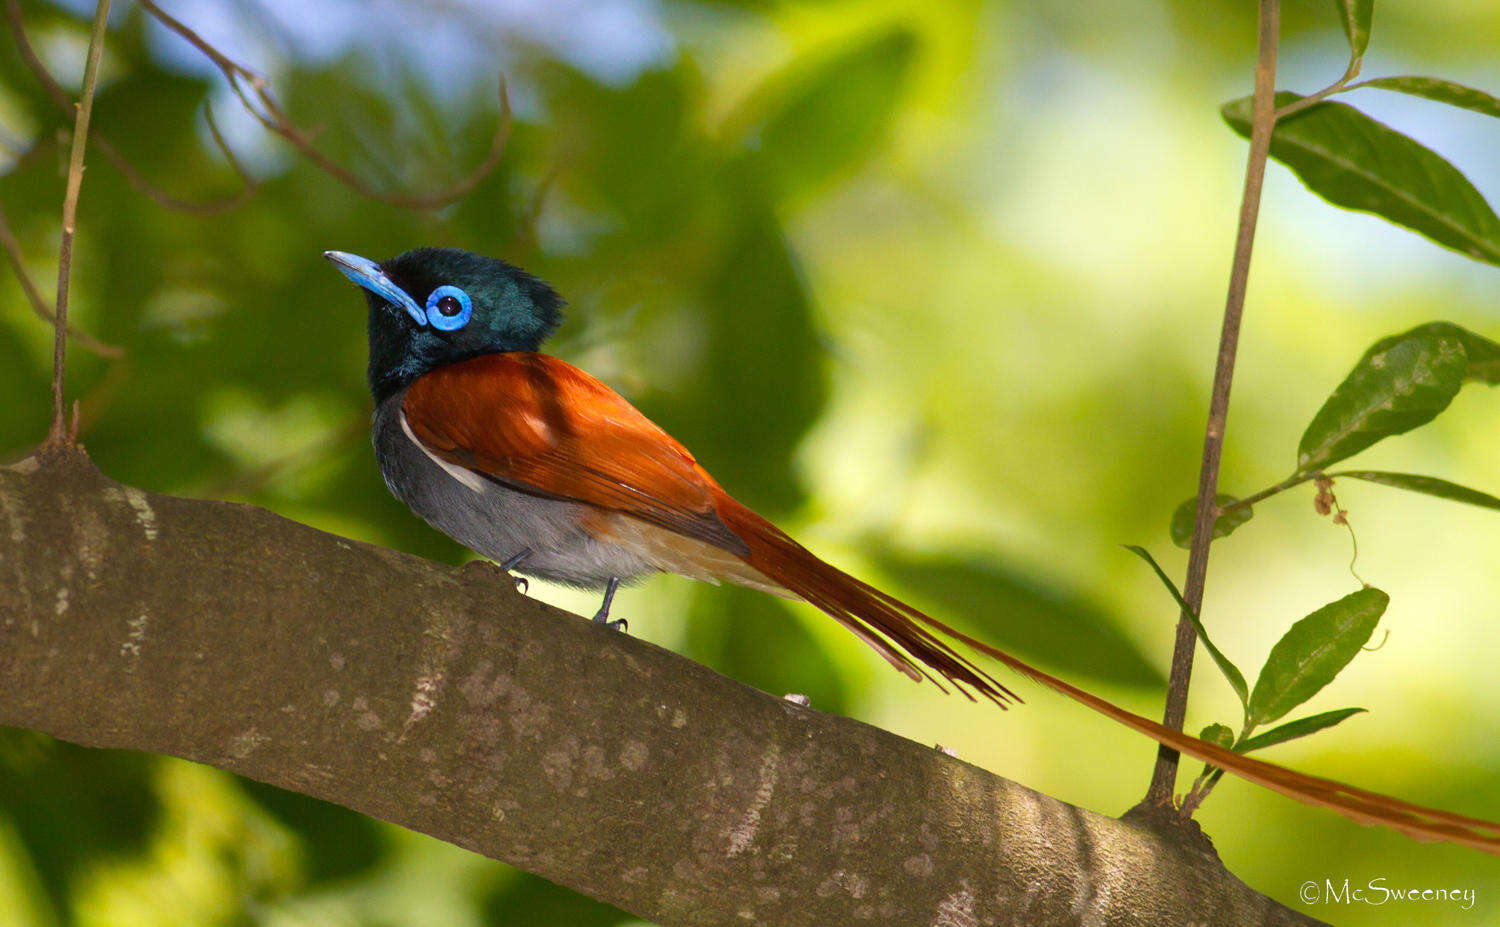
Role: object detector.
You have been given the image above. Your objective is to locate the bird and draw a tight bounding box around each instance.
[327,245,1500,853]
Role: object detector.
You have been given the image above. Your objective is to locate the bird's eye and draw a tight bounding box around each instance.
[424,285,472,331]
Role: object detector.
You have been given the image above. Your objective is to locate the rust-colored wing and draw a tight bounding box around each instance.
[402,352,748,554]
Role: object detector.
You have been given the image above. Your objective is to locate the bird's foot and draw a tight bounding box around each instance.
[591,611,628,633]
[462,558,531,594]
[498,548,532,594]
[592,576,626,632]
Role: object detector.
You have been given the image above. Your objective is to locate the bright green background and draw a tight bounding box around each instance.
[1,0,1498,923]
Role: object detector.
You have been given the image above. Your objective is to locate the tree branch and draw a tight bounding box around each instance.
[0,452,1319,927]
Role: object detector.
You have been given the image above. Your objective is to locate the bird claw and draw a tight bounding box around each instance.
[495,550,532,595]
[592,613,627,633]
[463,558,529,595]
[590,576,624,631]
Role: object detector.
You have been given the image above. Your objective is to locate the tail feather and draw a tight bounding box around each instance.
[716,497,1021,706]
[715,495,1500,854]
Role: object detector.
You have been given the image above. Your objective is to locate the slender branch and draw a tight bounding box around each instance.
[3,0,87,113]
[43,0,111,450]
[0,198,122,357]
[1180,765,1228,817]
[137,0,512,211]
[0,454,1321,927]
[1143,0,1281,808]
[93,101,261,214]
[1208,468,1363,522]
[1274,56,1363,121]
[1217,471,1317,516]
[2,0,256,215]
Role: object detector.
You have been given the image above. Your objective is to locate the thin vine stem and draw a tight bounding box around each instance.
[43,0,111,450]
[1142,0,1281,809]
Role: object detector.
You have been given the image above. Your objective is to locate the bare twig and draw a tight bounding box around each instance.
[137,0,512,211]
[7,0,510,215]
[2,0,80,113]
[0,198,122,357]
[1143,0,1281,809]
[42,0,111,451]
[2,0,257,215]
[95,100,261,214]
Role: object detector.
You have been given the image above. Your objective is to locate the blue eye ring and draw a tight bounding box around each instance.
[425,285,472,331]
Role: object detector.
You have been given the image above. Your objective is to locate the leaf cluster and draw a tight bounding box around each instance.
[1144,0,1500,811]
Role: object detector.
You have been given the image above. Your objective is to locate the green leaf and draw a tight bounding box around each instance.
[1296,331,1467,473]
[1334,471,1500,511]
[1362,76,1500,120]
[1365,321,1500,384]
[643,195,829,515]
[1169,493,1253,548]
[1122,545,1249,708]
[1221,94,1500,266]
[479,868,634,926]
[1237,707,1368,754]
[237,780,385,883]
[1248,588,1388,726]
[0,730,163,918]
[1200,723,1236,751]
[734,27,916,200]
[1333,0,1373,60]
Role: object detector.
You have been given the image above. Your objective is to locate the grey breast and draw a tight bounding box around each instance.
[372,392,658,589]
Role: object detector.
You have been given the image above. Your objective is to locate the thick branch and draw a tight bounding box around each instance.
[0,453,1317,927]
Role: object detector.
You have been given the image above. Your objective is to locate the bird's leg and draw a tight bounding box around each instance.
[591,577,626,632]
[498,548,532,594]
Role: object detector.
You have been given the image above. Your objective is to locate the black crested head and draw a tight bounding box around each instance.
[325,247,564,403]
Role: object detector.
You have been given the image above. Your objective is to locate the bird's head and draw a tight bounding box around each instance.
[325,247,564,402]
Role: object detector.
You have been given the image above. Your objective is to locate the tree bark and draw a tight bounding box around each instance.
[0,452,1319,926]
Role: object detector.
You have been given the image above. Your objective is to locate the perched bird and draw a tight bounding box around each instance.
[327,246,1500,853]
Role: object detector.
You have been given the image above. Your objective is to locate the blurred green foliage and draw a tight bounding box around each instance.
[2,0,1499,924]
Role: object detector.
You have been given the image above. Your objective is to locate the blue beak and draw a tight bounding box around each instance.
[324,251,426,326]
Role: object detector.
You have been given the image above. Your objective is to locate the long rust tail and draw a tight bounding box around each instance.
[714,494,1500,854]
